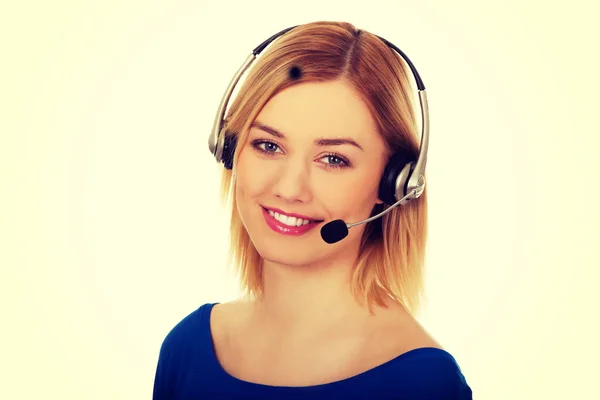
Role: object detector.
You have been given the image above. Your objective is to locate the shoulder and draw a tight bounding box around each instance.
[158,302,215,355]
[366,306,472,397]
[368,302,444,362]
[153,302,216,399]
[158,300,246,355]
[390,348,473,398]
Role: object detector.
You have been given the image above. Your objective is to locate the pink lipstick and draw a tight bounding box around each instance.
[262,207,321,236]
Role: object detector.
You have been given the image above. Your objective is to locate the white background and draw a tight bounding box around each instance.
[2,0,598,398]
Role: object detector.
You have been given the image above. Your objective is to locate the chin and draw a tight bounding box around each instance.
[251,227,326,267]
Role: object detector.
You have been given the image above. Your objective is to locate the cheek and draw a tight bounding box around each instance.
[235,148,270,198]
[316,172,381,219]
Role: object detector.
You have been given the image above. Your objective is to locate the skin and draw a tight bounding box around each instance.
[212,78,441,386]
[235,78,388,323]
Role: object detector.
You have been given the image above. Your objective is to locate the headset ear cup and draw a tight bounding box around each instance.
[378,153,406,205]
[222,134,237,170]
[378,152,412,205]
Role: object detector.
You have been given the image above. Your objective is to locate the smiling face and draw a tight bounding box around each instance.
[234,78,388,268]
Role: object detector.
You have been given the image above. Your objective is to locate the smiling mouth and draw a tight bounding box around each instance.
[261,206,324,227]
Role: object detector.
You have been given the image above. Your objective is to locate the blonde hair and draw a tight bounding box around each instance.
[218,21,428,316]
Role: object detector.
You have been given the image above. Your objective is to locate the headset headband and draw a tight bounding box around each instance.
[208,25,429,201]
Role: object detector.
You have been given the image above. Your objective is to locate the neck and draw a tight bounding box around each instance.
[248,255,373,338]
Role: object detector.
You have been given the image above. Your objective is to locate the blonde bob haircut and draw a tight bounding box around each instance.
[218,21,428,316]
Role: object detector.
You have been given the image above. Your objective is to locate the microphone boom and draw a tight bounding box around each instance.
[320,189,418,244]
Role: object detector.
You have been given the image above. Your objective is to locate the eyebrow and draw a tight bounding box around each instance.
[250,121,364,151]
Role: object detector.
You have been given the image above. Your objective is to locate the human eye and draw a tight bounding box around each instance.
[250,139,283,155]
[318,153,351,170]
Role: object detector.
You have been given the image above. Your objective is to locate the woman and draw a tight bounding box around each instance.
[153,21,473,399]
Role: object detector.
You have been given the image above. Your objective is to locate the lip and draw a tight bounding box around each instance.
[262,206,322,222]
[262,207,321,236]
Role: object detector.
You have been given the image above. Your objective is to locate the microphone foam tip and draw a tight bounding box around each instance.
[320,219,348,244]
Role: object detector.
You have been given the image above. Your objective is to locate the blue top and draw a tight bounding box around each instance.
[152,303,473,399]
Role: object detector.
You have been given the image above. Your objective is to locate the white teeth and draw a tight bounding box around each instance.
[267,209,314,226]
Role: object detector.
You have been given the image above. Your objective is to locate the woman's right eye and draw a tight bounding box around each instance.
[252,140,281,154]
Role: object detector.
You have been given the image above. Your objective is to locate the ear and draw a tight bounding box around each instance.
[375,197,384,205]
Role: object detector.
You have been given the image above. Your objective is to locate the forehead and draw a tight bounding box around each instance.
[254,80,380,144]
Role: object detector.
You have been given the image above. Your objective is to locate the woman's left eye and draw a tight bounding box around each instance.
[320,154,350,168]
[323,155,343,165]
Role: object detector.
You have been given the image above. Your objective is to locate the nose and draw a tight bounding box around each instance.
[271,158,313,204]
